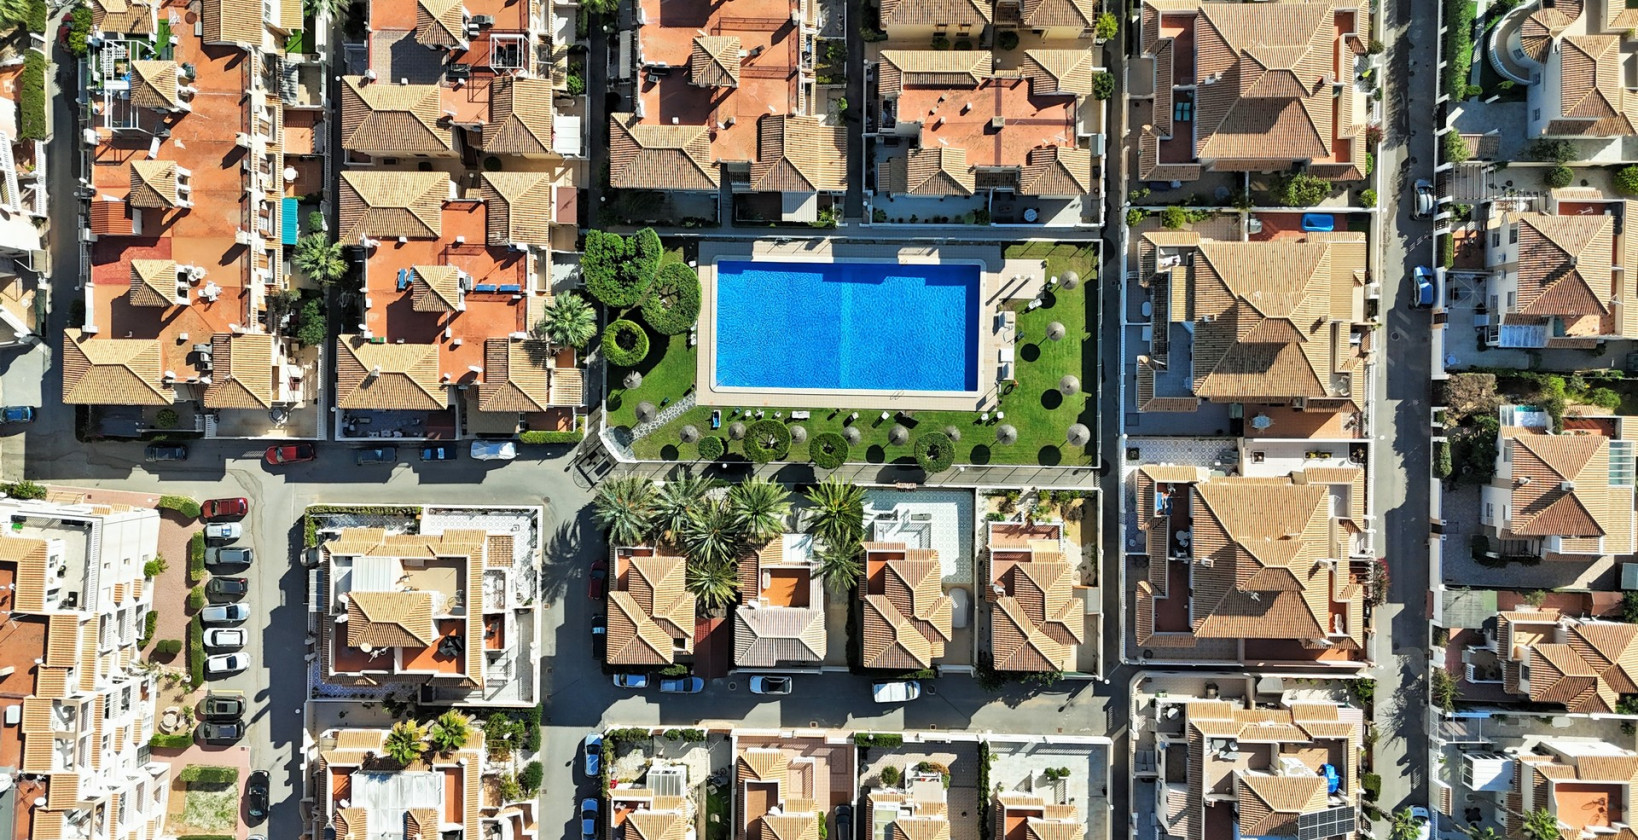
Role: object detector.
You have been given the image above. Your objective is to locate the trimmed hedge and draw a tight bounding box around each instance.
[153,639,182,656]
[1545,165,1574,188]
[150,732,194,749]
[1433,441,1453,478]
[68,4,93,57]
[180,765,239,784]
[853,732,903,747]
[810,432,849,469]
[187,616,204,688]
[633,228,664,285]
[602,320,650,367]
[26,0,45,33]
[519,430,583,445]
[186,585,205,611]
[1443,0,1475,101]
[1091,71,1114,101]
[19,51,44,141]
[138,610,158,647]
[1617,166,1638,197]
[159,495,203,518]
[640,261,702,335]
[913,432,956,474]
[743,420,791,464]
[3,480,47,500]
[698,436,725,460]
[584,230,650,308]
[187,532,205,583]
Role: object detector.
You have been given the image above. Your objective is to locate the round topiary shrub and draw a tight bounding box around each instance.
[155,408,179,429]
[1617,165,1638,197]
[913,431,956,474]
[997,31,1019,50]
[810,432,849,469]
[1546,165,1575,188]
[640,262,702,335]
[602,320,650,367]
[743,420,791,464]
[698,436,725,460]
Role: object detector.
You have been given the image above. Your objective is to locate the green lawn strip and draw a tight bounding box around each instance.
[606,332,697,429]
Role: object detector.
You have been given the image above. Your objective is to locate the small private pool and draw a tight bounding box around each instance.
[713,260,981,393]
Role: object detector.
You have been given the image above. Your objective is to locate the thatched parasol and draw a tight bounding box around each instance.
[943,425,961,442]
[996,424,1018,445]
[1061,270,1080,290]
[679,425,700,443]
[623,371,643,389]
[1046,322,1066,341]
[790,425,808,443]
[888,425,910,445]
[843,426,862,444]
[1066,424,1091,446]
[729,421,747,440]
[1059,375,1080,395]
[636,401,658,423]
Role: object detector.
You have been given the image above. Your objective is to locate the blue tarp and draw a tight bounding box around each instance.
[281,197,299,245]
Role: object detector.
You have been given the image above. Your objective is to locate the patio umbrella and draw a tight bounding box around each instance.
[790,425,808,444]
[1067,424,1091,446]
[1046,322,1066,341]
[996,424,1018,445]
[889,425,910,446]
[729,421,747,441]
[943,425,962,442]
[636,401,658,423]
[1059,375,1080,395]
[623,371,643,389]
[679,425,700,443]
[843,426,862,445]
[1061,270,1080,290]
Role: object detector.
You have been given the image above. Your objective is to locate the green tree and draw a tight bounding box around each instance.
[727,477,791,544]
[293,233,347,286]
[1389,809,1423,840]
[294,296,327,347]
[583,230,649,308]
[684,557,739,611]
[802,476,865,547]
[593,475,656,547]
[682,501,742,570]
[1616,165,1638,197]
[1091,71,1115,101]
[1094,11,1118,41]
[652,469,717,543]
[1272,173,1330,207]
[1522,809,1562,840]
[303,0,347,19]
[535,292,598,349]
[1161,206,1187,230]
[384,719,427,766]
[632,228,664,285]
[427,710,471,755]
[815,536,863,594]
[1545,165,1574,188]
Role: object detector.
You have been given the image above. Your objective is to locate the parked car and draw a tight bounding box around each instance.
[205,629,246,649]
[581,799,599,840]
[420,444,456,461]
[205,653,248,676]
[205,547,253,567]
[471,440,518,461]
[354,446,397,465]
[245,770,270,826]
[264,443,316,465]
[205,577,248,599]
[201,693,244,720]
[201,604,250,624]
[591,614,606,660]
[587,558,607,600]
[1408,807,1431,840]
[204,522,242,542]
[749,676,792,696]
[198,720,244,742]
[0,406,35,424]
[201,498,249,520]
[1412,179,1436,220]
[836,805,854,840]
[871,681,922,703]
[660,677,704,694]
[612,673,649,689]
[145,443,188,462]
[584,733,603,777]
[1412,266,1438,309]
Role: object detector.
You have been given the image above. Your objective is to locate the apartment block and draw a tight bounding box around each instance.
[1480,195,1638,348]
[1479,405,1636,561]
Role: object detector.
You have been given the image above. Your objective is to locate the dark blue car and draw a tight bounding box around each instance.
[0,406,34,424]
[420,444,456,461]
[1413,266,1437,308]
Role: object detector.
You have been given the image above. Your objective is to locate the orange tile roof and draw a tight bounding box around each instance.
[608,114,719,190]
[691,36,743,88]
[607,552,695,665]
[334,336,446,410]
[202,332,277,410]
[861,544,953,670]
[483,78,556,156]
[481,172,558,246]
[60,330,172,406]
[750,116,848,193]
[1506,432,1617,540]
[1512,213,1614,319]
[879,0,990,28]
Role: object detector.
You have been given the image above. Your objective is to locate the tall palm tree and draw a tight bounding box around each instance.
[304,0,349,20]
[1522,809,1562,840]
[1462,826,1501,840]
[653,469,716,543]
[682,500,741,571]
[383,719,427,766]
[815,536,863,594]
[535,292,598,350]
[293,233,346,286]
[1389,810,1422,840]
[593,475,656,547]
[427,710,471,755]
[685,558,739,611]
[727,477,791,544]
[802,476,865,547]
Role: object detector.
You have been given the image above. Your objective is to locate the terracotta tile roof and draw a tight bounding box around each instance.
[334,806,370,840]
[735,605,827,667]
[1506,617,1638,713]
[46,614,79,667]
[90,0,154,34]
[129,60,179,110]
[738,748,790,783]
[334,336,445,410]
[879,0,991,29]
[1555,36,1637,135]
[629,809,691,840]
[991,558,1083,672]
[1188,479,1335,642]
[750,115,848,193]
[890,147,976,196]
[1019,146,1092,196]
[339,171,448,242]
[1019,0,1095,29]
[1506,432,1616,540]
[892,817,952,840]
[127,259,177,308]
[340,78,453,155]
[405,807,441,840]
[609,114,719,190]
[484,78,556,156]
[1513,213,1614,319]
[128,160,179,209]
[478,338,557,413]
[346,590,437,648]
[1021,49,1097,97]
[691,36,742,88]
[1237,775,1327,837]
[203,332,277,410]
[1603,0,1638,30]
[482,172,558,246]
[416,0,465,47]
[861,546,953,670]
[202,0,262,44]
[878,51,991,98]
[411,265,464,313]
[761,813,821,840]
[61,330,172,406]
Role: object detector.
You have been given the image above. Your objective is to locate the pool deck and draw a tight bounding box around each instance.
[697,238,1046,412]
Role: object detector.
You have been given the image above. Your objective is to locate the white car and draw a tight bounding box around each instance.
[200,604,250,624]
[205,522,242,541]
[205,653,248,676]
[471,440,518,461]
[872,681,922,703]
[204,629,245,649]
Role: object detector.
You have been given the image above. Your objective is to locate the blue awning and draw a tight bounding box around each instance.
[281,197,298,245]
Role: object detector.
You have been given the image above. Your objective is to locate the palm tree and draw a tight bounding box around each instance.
[727,477,791,544]
[1462,826,1501,840]
[653,469,716,543]
[802,476,864,547]
[685,558,739,611]
[682,500,742,571]
[427,710,471,755]
[383,719,427,766]
[535,292,598,350]
[593,476,657,547]
[303,0,349,20]
[815,536,863,594]
[1389,810,1422,840]
[293,233,347,286]
[1522,809,1563,840]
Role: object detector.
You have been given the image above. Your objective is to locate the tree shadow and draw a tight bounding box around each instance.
[1041,390,1063,410]
[659,444,680,461]
[969,445,992,465]
[866,445,887,463]
[1020,343,1041,363]
[1037,446,1062,466]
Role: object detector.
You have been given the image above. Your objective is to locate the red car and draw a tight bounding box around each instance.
[587,558,607,600]
[264,443,316,465]
[201,498,249,521]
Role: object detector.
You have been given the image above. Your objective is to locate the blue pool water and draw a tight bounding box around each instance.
[714,260,980,392]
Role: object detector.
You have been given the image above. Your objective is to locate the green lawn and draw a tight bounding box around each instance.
[604,245,1098,467]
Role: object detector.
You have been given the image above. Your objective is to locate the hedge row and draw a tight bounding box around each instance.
[25,0,45,33]
[186,585,204,611]
[138,611,158,647]
[158,495,202,518]
[1442,0,1475,101]
[187,532,205,583]
[602,319,649,367]
[519,430,583,445]
[187,616,204,688]
[2,480,46,500]
[180,765,239,784]
[150,732,194,749]
[19,52,44,141]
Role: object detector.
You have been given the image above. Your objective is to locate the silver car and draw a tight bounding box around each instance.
[204,629,246,649]
[1411,179,1436,220]
[205,653,248,676]
[200,604,250,624]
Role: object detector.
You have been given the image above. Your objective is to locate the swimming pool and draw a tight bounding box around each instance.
[713,260,980,393]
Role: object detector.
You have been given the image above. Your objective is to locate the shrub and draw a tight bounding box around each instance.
[1125,208,1147,226]
[1617,166,1638,197]
[1360,189,1377,208]
[1368,38,1385,54]
[1433,441,1452,478]
[68,4,93,56]
[1095,11,1118,41]
[187,533,205,583]
[19,52,43,141]
[583,230,649,308]
[519,761,544,794]
[1442,131,1471,164]
[698,435,725,460]
[1365,152,1375,177]
[1431,668,1458,711]
[953,39,972,50]
[853,733,903,747]
[187,616,204,688]
[186,586,205,611]
[1545,165,1575,188]
[913,432,956,474]
[743,420,792,463]
[158,495,202,518]
[519,430,584,445]
[640,261,702,335]
[1271,173,1329,207]
[138,611,158,647]
[880,765,902,786]
[1091,71,1114,100]
[1362,772,1382,801]
[997,31,1019,50]
[150,732,194,749]
[179,764,241,785]
[1440,234,1455,269]
[601,320,650,367]
[810,432,848,469]
[154,637,182,656]
[294,296,327,347]
[2,480,46,500]
[1160,205,1187,229]
[632,228,664,283]
[154,408,179,429]
[1623,591,1638,624]
[1351,678,1376,704]
[1527,138,1575,164]
[931,36,950,50]
[1585,387,1622,410]
[1442,0,1474,99]
[567,72,585,95]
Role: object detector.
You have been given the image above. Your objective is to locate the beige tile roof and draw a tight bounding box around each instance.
[1188,479,1335,642]
[61,330,172,406]
[482,172,558,247]
[691,36,742,87]
[405,807,441,840]
[1505,616,1638,714]
[202,0,262,44]
[128,160,179,209]
[416,0,465,47]
[1237,775,1327,837]
[1020,50,1097,97]
[340,77,453,155]
[90,0,154,34]
[1505,432,1618,541]
[1513,213,1614,319]
[334,806,370,840]
[2,538,49,613]
[484,78,556,156]
[738,748,790,782]
[1019,0,1096,29]
[890,147,976,197]
[878,50,991,98]
[879,0,990,29]
[334,336,446,410]
[1603,0,1638,30]
[478,338,557,413]
[203,332,277,410]
[607,553,695,665]
[411,265,464,313]
[1019,146,1093,197]
[751,115,848,193]
[861,544,953,670]
[761,813,821,840]
[609,114,720,190]
[339,171,447,242]
[735,605,827,667]
[346,590,437,648]
[1554,36,1637,136]
[991,556,1083,671]
[130,60,179,109]
[127,258,177,308]
[628,810,691,840]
